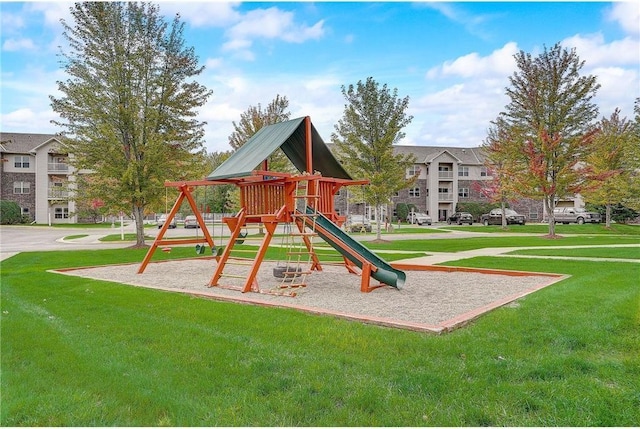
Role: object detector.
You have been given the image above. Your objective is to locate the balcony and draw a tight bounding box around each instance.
[438,171,453,180]
[438,192,454,201]
[48,188,69,200]
[48,162,69,173]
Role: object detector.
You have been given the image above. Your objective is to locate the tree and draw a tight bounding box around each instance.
[480,118,523,229]
[204,150,237,214]
[624,97,640,212]
[50,2,211,247]
[496,43,600,237]
[228,94,293,173]
[331,77,416,240]
[581,109,634,227]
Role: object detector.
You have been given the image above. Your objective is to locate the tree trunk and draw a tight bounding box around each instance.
[132,205,146,247]
[545,197,556,237]
[500,200,508,230]
[605,203,612,228]
[375,205,382,240]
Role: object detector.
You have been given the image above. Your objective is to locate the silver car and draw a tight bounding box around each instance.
[157,214,177,229]
[406,212,432,225]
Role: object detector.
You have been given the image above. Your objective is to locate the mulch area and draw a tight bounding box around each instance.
[56,257,565,333]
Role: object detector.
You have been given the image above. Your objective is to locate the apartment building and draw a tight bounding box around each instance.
[333,145,544,222]
[1,132,77,224]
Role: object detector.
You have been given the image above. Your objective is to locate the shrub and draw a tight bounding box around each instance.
[395,203,418,223]
[456,202,502,222]
[0,200,23,225]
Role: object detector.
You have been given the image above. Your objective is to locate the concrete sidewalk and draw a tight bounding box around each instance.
[397,243,640,265]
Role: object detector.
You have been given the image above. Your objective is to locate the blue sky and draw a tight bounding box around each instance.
[1,1,639,153]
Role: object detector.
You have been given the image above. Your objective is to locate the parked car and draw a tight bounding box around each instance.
[345,214,372,233]
[553,207,601,224]
[406,212,432,225]
[184,215,200,228]
[157,214,176,229]
[480,208,526,226]
[447,212,473,225]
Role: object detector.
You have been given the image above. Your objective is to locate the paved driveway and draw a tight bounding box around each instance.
[0,225,137,261]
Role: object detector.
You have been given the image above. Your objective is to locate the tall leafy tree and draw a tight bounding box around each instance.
[228,94,293,173]
[480,118,522,229]
[331,77,416,240]
[625,98,640,212]
[204,150,237,214]
[496,43,600,237]
[581,109,634,227]
[50,2,211,247]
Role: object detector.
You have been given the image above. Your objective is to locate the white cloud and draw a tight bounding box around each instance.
[607,2,640,36]
[1,11,26,34]
[161,2,241,28]
[26,2,72,30]
[205,58,224,70]
[2,38,36,52]
[562,33,640,67]
[1,107,59,133]
[426,42,519,79]
[591,66,638,117]
[223,6,325,54]
[412,81,508,146]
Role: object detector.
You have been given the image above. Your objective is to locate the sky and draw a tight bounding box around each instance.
[1,1,639,154]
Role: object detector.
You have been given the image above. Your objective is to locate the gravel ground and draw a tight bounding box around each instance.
[60,258,563,333]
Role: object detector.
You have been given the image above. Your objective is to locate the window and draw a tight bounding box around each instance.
[458,187,469,198]
[407,165,421,176]
[458,166,469,177]
[13,181,30,194]
[22,207,29,215]
[480,167,488,177]
[14,156,30,168]
[54,207,69,219]
[408,187,420,197]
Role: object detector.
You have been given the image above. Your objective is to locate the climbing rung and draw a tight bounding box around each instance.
[279,282,307,289]
[225,260,253,266]
[219,273,247,279]
[283,270,312,276]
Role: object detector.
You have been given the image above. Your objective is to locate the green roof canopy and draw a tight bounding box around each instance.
[207,117,352,181]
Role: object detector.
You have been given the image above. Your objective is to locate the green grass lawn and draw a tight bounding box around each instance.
[1,235,639,426]
[508,246,640,259]
[363,234,640,253]
[446,222,640,235]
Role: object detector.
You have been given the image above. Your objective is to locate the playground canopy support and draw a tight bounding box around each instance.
[137,182,220,274]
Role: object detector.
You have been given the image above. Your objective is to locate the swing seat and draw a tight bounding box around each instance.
[273,265,303,279]
[195,244,206,255]
[212,245,225,257]
[236,231,248,245]
[162,247,171,253]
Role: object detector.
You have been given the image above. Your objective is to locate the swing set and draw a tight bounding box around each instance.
[137,116,406,295]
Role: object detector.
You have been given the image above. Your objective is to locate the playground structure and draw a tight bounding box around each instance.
[138,116,406,295]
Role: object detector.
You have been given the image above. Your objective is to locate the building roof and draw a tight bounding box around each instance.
[0,132,61,154]
[207,117,353,181]
[390,145,485,165]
